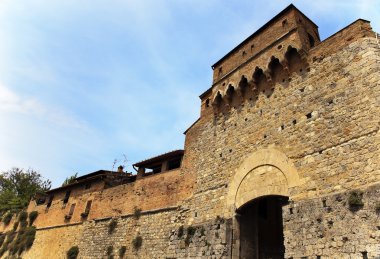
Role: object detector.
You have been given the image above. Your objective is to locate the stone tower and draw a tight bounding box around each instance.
[8,4,379,259]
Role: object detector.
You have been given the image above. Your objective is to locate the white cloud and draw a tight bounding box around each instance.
[0,83,87,130]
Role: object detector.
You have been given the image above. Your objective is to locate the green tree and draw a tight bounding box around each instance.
[0,168,51,214]
[61,173,78,187]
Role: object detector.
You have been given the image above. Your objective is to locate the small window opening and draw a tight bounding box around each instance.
[218,67,223,76]
[46,195,54,208]
[289,208,293,214]
[84,183,91,190]
[205,99,210,108]
[65,203,76,220]
[361,252,368,259]
[69,203,76,216]
[242,50,246,56]
[299,88,305,93]
[36,197,46,205]
[152,165,161,174]
[63,191,71,204]
[306,112,312,119]
[308,33,315,48]
[250,44,254,51]
[282,19,288,27]
[281,124,285,130]
[317,256,321,259]
[277,44,283,50]
[292,119,297,125]
[81,200,92,218]
[168,158,181,170]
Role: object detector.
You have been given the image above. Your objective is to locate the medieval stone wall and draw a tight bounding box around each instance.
[283,184,380,258]
[6,8,380,259]
[23,168,194,229]
[185,34,380,220]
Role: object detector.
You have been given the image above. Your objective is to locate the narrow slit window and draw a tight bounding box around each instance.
[69,203,76,216]
[218,67,223,76]
[82,200,92,218]
[46,195,54,208]
[85,200,92,214]
[205,99,210,108]
[63,190,71,204]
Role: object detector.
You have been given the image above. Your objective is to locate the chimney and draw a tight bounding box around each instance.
[117,165,124,173]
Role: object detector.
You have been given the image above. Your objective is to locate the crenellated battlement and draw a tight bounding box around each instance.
[208,45,308,115]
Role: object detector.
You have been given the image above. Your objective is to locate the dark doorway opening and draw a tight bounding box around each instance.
[237,195,288,259]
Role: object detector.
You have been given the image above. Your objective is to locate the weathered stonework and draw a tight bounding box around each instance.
[3,4,379,259]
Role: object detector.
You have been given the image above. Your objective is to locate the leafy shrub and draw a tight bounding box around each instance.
[0,233,5,247]
[6,230,17,244]
[132,235,142,250]
[118,246,127,258]
[108,219,117,234]
[177,225,184,238]
[13,221,19,231]
[133,207,141,220]
[184,235,191,246]
[23,226,36,249]
[28,211,38,226]
[67,246,79,259]
[19,220,27,229]
[0,247,6,257]
[107,245,113,258]
[18,211,28,223]
[200,227,205,236]
[3,212,13,225]
[348,191,364,209]
[376,202,380,213]
[187,226,196,237]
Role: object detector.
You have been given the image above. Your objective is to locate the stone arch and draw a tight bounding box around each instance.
[226,148,301,214]
[212,91,223,107]
[224,84,235,101]
[268,56,287,84]
[238,75,248,95]
[285,46,304,75]
[253,66,272,98]
[252,67,265,84]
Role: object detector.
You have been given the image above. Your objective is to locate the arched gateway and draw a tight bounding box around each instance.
[226,149,302,259]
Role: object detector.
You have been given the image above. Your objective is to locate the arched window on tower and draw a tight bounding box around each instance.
[308,33,315,48]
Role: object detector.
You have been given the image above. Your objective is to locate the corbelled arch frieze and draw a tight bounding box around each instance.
[211,46,308,113]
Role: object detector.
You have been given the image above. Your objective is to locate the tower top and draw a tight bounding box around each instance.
[209,4,320,86]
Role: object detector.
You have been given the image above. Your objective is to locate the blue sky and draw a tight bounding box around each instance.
[0,0,379,188]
